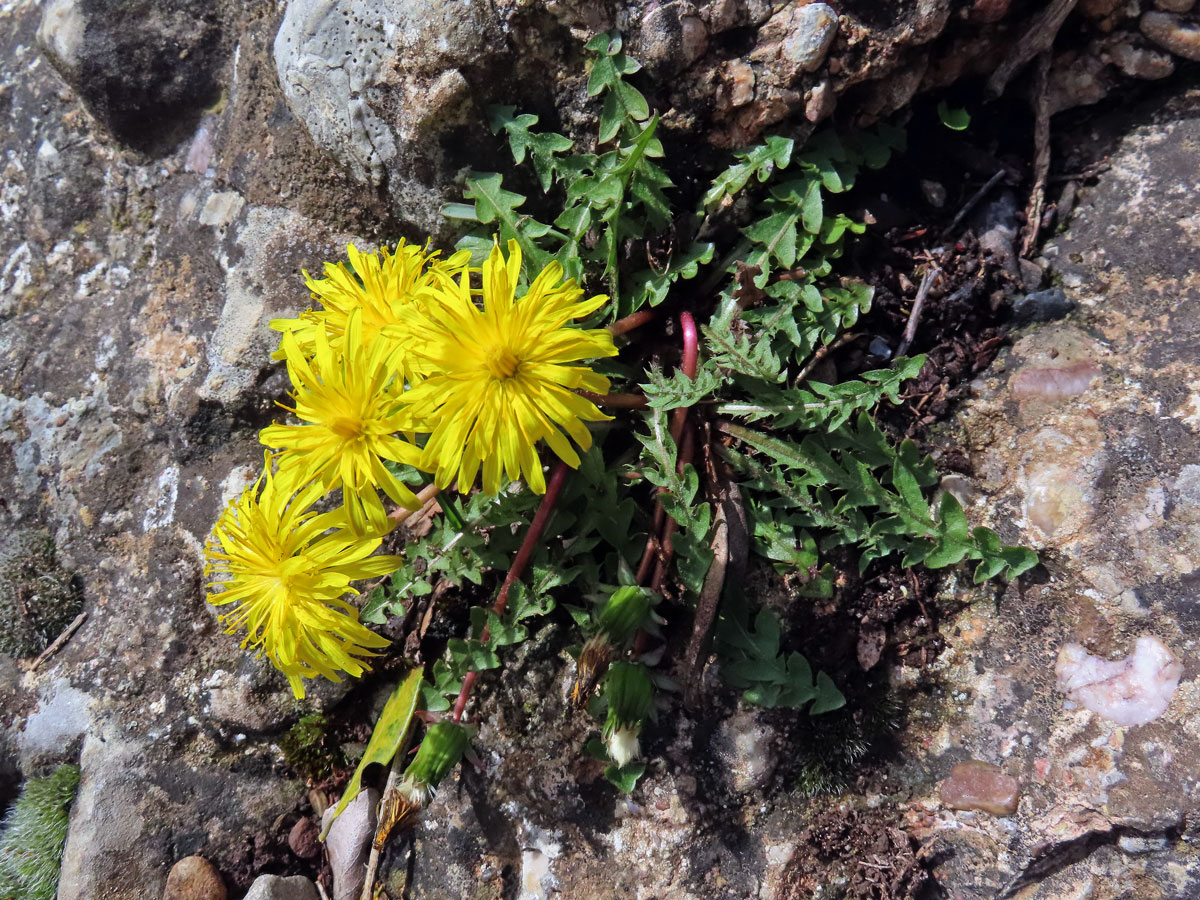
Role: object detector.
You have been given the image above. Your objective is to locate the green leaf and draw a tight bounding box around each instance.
[937,100,971,131]
[809,671,846,714]
[323,668,423,835]
[461,173,554,270]
[604,761,646,793]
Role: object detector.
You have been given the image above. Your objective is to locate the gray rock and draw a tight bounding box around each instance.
[635,2,709,76]
[272,0,501,234]
[1012,287,1073,323]
[322,788,378,900]
[37,0,226,154]
[243,875,319,900]
[1141,10,1200,61]
[780,2,838,75]
[1154,0,1194,10]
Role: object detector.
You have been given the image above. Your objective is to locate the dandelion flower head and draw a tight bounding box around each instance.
[204,455,399,698]
[270,240,471,375]
[395,240,617,495]
[261,308,423,535]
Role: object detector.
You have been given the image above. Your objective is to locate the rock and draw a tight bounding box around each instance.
[1055,636,1183,726]
[1141,11,1200,61]
[322,789,378,900]
[1155,0,1195,11]
[714,709,778,792]
[939,761,1020,816]
[287,817,321,860]
[804,76,834,122]
[1010,360,1100,401]
[1098,35,1176,80]
[635,2,709,76]
[780,2,839,76]
[272,0,502,235]
[243,875,319,900]
[972,190,1021,278]
[163,856,227,900]
[37,0,225,154]
[1012,287,1074,324]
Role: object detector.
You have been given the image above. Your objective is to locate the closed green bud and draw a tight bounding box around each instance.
[404,722,469,793]
[603,662,654,735]
[597,586,651,646]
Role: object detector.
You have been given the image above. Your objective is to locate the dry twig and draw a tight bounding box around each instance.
[30,612,87,671]
[985,0,1077,98]
[1022,52,1053,258]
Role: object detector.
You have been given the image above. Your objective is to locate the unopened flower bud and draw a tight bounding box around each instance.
[571,634,613,708]
[597,586,651,646]
[602,662,653,766]
[404,721,469,794]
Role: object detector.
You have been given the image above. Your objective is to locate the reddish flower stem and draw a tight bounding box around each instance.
[636,311,700,590]
[451,461,571,722]
[578,390,649,409]
[609,309,655,337]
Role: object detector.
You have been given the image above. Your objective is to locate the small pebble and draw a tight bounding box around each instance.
[939,760,1020,816]
[163,856,227,900]
[1012,288,1073,324]
[243,874,320,900]
[288,817,321,859]
[1141,11,1200,61]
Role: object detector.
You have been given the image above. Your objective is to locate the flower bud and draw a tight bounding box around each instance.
[404,721,469,795]
[597,586,651,646]
[602,662,653,766]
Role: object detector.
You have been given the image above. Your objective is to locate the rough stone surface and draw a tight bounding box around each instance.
[2,0,1200,897]
[242,875,320,900]
[163,856,227,900]
[905,84,1200,899]
[37,0,226,154]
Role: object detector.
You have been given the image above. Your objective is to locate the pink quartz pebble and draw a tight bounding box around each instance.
[939,760,1021,816]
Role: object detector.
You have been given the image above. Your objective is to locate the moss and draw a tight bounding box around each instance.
[0,765,80,900]
[280,713,345,781]
[792,686,903,797]
[0,532,84,658]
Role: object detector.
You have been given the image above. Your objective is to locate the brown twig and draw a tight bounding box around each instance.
[795,332,860,384]
[895,267,941,358]
[985,0,1077,98]
[942,169,1007,239]
[451,461,571,722]
[1021,52,1053,258]
[30,612,87,671]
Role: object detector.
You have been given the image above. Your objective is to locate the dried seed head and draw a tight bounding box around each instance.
[571,634,614,708]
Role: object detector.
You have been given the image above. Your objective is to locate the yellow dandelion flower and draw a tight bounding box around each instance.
[270,240,471,376]
[261,308,423,535]
[395,240,617,495]
[204,455,399,698]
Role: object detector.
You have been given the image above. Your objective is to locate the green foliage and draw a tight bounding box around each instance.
[716,595,845,712]
[937,100,971,131]
[0,765,79,900]
[427,34,1034,785]
[0,531,84,658]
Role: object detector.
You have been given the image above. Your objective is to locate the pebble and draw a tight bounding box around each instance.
[781,2,839,74]
[1011,288,1074,324]
[1154,0,1194,13]
[939,760,1020,816]
[288,817,321,859]
[1141,11,1200,61]
[163,856,227,900]
[243,875,320,900]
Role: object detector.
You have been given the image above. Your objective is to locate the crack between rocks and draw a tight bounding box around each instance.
[994,819,1185,899]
